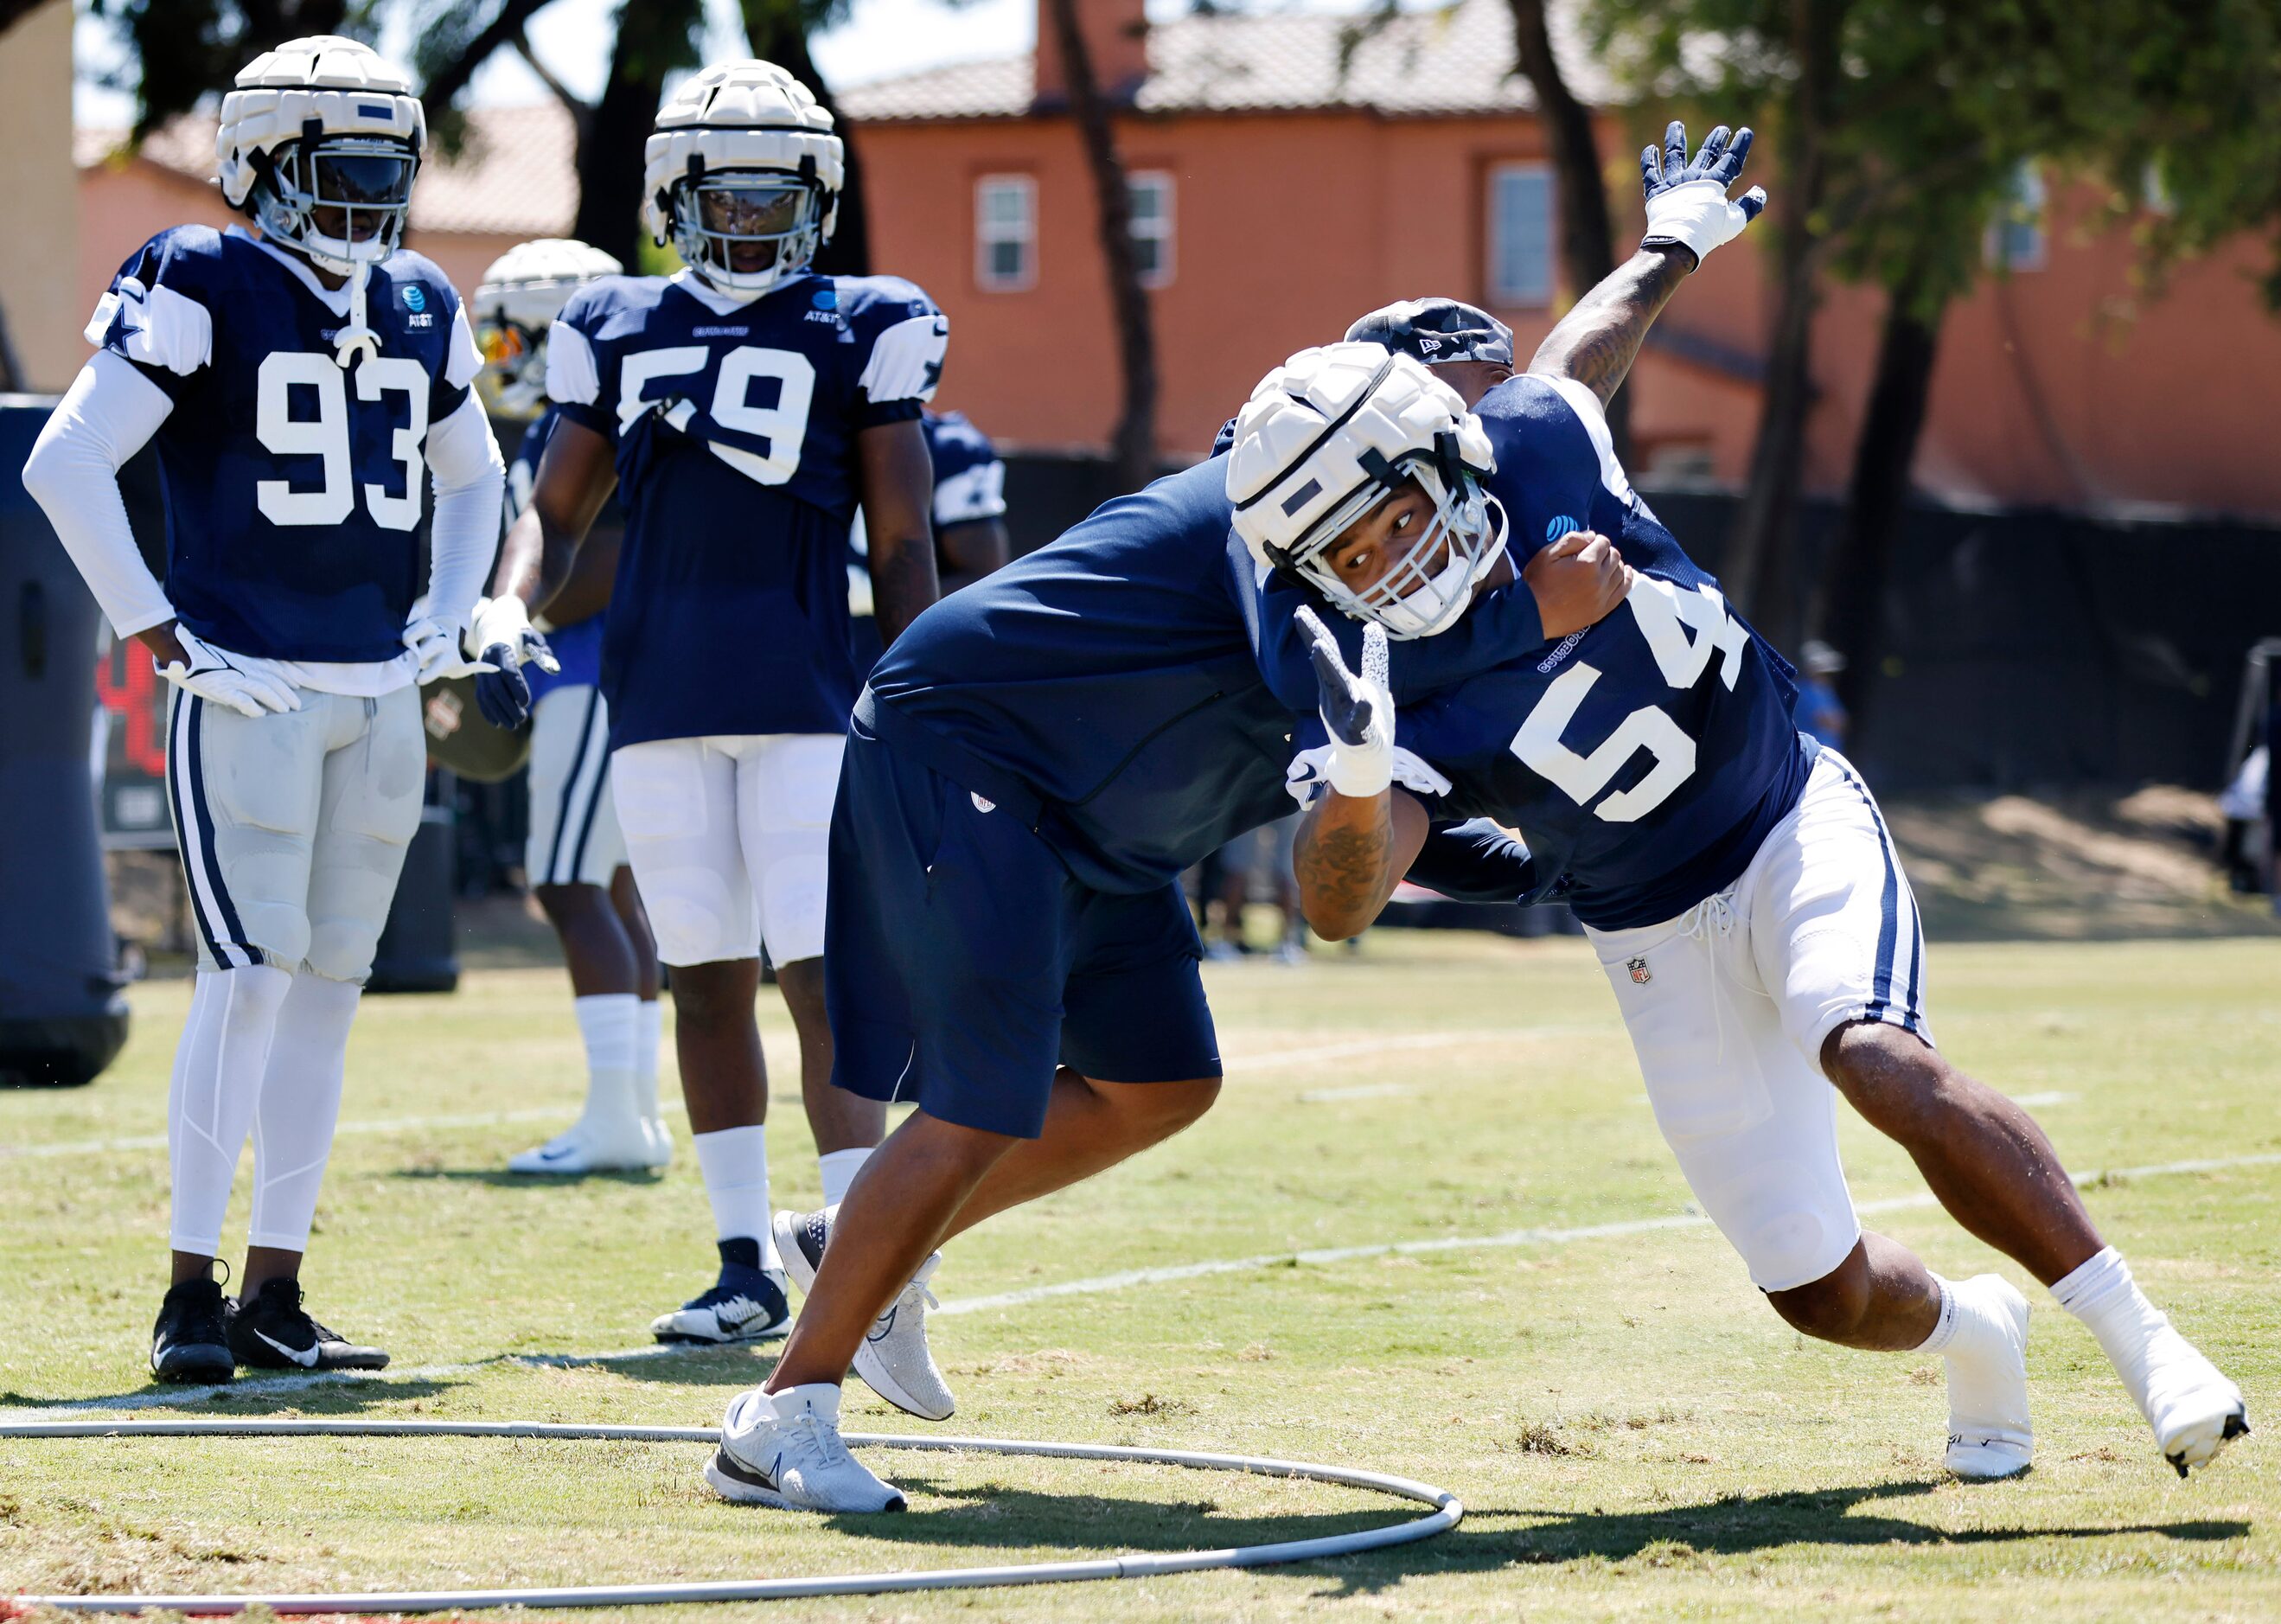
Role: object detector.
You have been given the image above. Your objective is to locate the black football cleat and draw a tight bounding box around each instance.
[150,1277,236,1384]
[227,1277,391,1371]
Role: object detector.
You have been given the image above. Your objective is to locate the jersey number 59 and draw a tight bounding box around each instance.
[254,352,429,530]
[1509,577,1748,823]
[617,345,815,485]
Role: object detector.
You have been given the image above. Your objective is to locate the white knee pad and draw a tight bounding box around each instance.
[636,862,756,967]
[742,733,842,965]
[615,738,760,966]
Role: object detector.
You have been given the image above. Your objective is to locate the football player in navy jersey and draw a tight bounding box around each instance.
[706,384,1630,1511]
[1251,124,2247,1481]
[22,36,505,1383]
[469,238,670,1177]
[847,408,1013,663]
[482,61,946,1359]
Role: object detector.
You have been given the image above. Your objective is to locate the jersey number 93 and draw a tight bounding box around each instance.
[255,351,430,530]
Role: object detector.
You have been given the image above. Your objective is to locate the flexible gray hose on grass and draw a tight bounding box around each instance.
[3,1418,1465,1612]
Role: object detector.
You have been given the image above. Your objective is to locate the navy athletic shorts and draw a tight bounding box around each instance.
[824,713,1222,1138]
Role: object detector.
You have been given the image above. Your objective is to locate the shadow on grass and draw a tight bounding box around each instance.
[829,1475,2251,1597]
[1308,1480,2252,1596]
[1,1374,465,1415]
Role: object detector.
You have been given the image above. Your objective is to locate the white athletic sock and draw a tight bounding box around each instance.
[572,993,642,1138]
[2052,1247,2169,1414]
[168,964,292,1256]
[246,972,361,1251]
[1913,1276,1959,1353]
[633,997,664,1128]
[694,1124,778,1269]
[817,1147,870,1211]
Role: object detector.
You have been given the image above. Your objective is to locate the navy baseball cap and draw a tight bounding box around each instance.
[1344,297,1515,368]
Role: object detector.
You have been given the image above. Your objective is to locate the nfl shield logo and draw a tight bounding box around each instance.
[1626,956,1652,986]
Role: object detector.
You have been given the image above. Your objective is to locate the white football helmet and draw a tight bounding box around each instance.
[643,60,843,299]
[1226,344,1505,640]
[472,239,624,419]
[216,35,425,277]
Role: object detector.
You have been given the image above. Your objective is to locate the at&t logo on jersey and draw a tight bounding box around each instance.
[401,283,434,327]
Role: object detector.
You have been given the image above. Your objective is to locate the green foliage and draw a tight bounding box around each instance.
[88,0,377,139]
[1585,0,2281,312]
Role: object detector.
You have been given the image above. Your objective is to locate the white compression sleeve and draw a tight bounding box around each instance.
[246,971,363,1252]
[422,391,507,635]
[21,352,176,638]
[168,965,293,1257]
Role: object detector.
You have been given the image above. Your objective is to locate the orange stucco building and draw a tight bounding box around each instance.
[840,0,2281,519]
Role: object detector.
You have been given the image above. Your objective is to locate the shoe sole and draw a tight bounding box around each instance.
[651,1315,791,1346]
[232,1346,392,1372]
[152,1351,235,1384]
[2165,1405,2252,1477]
[1946,1442,2034,1480]
[702,1448,905,1513]
[770,1212,953,1422]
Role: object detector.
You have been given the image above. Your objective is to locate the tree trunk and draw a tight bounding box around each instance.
[1719,0,1842,649]
[1813,278,1944,727]
[572,0,704,271]
[740,2,871,277]
[1505,0,1627,463]
[1045,0,1159,493]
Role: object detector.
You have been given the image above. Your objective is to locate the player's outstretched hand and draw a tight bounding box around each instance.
[1640,120,1768,268]
[403,613,494,686]
[1524,528,1635,640]
[467,595,558,730]
[1295,604,1394,799]
[156,625,301,719]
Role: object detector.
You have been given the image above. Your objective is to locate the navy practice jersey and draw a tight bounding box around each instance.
[923,410,1006,549]
[868,455,1552,895]
[92,225,480,662]
[1261,374,1810,930]
[548,269,947,745]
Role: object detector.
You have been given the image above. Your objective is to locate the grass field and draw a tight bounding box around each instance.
[3,930,2278,1621]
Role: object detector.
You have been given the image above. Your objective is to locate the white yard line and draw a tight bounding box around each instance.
[3,1031,1579,1162]
[15,1148,2279,1423]
[2008,1090,2078,1108]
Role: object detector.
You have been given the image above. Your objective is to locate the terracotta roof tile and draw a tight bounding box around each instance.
[78,103,578,238]
[838,0,1615,123]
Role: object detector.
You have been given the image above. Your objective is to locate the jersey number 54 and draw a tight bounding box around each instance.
[1509,576,1749,823]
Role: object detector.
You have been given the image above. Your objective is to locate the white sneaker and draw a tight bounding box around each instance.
[2136,1321,2250,1475]
[1942,1275,2034,1480]
[773,1207,955,1421]
[639,1116,674,1170]
[506,1112,655,1175]
[706,1383,907,1512]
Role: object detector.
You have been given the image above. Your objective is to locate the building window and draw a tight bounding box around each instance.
[1128,170,1175,288]
[1987,161,2047,272]
[975,175,1036,291]
[1486,163,1555,307]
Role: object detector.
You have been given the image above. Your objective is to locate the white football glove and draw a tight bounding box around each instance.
[1294,604,1394,799]
[1639,121,1768,267]
[157,626,301,719]
[403,608,492,685]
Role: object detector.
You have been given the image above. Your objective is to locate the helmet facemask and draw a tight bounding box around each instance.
[670,166,823,297]
[474,315,547,419]
[252,127,418,275]
[1281,440,1508,641]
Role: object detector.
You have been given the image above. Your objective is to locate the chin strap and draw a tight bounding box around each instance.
[333,260,381,369]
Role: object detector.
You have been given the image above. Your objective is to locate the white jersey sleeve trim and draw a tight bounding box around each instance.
[86,278,214,378]
[444,299,483,392]
[422,390,508,634]
[932,457,1006,526]
[1542,374,1641,508]
[546,319,601,407]
[21,352,178,638]
[859,313,949,406]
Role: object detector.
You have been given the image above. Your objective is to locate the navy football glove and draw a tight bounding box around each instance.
[466,596,557,730]
[1640,121,1768,266]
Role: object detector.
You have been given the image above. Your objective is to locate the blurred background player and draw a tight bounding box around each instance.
[481,60,945,1347]
[21,36,503,1381]
[470,238,668,1175]
[847,406,1012,665]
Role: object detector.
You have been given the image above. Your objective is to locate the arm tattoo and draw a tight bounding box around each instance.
[1294,798,1396,934]
[1528,247,1694,406]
